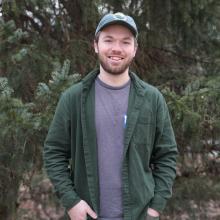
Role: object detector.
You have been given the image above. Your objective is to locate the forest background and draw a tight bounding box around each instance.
[0,0,220,219]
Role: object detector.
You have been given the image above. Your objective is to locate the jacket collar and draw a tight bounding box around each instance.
[82,69,99,90]
[81,68,145,97]
[129,71,146,97]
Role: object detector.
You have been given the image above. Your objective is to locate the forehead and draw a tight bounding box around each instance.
[99,24,134,39]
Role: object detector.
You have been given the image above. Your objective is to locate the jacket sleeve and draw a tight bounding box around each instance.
[43,92,81,210]
[149,93,178,212]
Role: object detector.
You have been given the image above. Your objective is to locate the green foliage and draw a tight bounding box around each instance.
[159,76,220,219]
[34,60,81,131]
[0,77,14,97]
[0,60,80,219]
[0,0,99,100]
[0,78,34,218]
[0,0,220,219]
[162,75,220,180]
[0,18,54,101]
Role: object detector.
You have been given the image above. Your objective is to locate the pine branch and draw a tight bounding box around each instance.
[152,46,213,64]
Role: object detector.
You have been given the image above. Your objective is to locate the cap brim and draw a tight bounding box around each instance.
[97,20,137,37]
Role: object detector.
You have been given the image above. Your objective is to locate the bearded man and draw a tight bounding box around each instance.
[44,12,178,220]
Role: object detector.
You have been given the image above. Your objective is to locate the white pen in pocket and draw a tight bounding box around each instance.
[123,114,127,128]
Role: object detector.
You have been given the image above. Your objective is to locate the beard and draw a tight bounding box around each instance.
[97,52,134,75]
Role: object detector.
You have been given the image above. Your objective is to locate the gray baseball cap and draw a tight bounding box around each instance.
[95,12,138,38]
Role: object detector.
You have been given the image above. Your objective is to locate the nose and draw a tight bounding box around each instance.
[111,41,122,53]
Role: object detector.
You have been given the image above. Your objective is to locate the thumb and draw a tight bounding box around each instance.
[86,205,97,219]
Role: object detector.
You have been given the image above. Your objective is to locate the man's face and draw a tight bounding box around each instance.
[94,24,137,76]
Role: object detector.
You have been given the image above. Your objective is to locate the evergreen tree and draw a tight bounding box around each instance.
[0,60,80,219]
[0,0,99,100]
[0,0,220,219]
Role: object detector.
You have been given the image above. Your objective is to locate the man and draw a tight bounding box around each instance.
[44,12,178,220]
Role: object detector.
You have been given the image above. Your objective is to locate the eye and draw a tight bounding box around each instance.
[104,39,112,43]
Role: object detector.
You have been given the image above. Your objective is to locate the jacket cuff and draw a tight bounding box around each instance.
[60,191,81,211]
[148,194,167,213]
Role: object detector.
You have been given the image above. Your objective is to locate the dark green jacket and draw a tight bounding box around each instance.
[44,69,178,220]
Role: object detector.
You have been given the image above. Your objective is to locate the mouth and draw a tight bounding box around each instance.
[108,56,124,61]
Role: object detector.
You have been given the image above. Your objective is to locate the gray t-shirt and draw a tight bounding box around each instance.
[95,77,130,220]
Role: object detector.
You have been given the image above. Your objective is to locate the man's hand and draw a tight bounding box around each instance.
[68,200,97,220]
[147,208,160,217]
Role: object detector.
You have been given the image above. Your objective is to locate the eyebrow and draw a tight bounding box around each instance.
[103,35,133,41]
[122,37,133,41]
[103,35,113,39]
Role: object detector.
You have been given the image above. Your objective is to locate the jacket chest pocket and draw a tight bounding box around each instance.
[133,116,155,146]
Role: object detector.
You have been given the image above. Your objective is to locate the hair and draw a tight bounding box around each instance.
[94,30,138,46]
[94,31,101,43]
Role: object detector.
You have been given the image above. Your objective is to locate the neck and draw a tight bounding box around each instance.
[98,67,130,87]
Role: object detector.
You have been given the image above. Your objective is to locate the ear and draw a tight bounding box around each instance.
[133,43,138,58]
[94,40,98,54]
